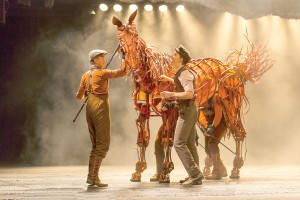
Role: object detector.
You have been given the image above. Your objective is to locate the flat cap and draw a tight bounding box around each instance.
[175,45,191,65]
[89,49,107,61]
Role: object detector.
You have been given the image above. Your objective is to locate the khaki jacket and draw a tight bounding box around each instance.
[76,65,127,100]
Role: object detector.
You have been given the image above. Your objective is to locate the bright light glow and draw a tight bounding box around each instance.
[144,4,153,12]
[99,4,108,11]
[113,4,122,12]
[159,5,168,12]
[176,5,185,12]
[90,10,96,15]
[129,4,138,11]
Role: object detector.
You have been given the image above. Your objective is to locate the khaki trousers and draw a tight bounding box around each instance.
[174,101,201,178]
[86,94,110,160]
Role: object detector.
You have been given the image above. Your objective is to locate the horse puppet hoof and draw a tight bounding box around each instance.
[159,173,170,183]
[130,178,141,182]
[229,168,240,179]
[130,172,141,182]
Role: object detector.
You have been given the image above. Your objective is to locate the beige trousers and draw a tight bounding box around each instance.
[174,101,201,178]
[86,93,110,160]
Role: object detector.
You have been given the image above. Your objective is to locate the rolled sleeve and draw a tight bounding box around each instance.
[102,69,126,79]
[178,70,194,93]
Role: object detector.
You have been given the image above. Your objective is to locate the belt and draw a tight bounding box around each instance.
[91,93,108,98]
[176,99,195,107]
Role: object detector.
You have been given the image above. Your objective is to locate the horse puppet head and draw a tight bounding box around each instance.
[112,11,175,106]
[112,11,140,70]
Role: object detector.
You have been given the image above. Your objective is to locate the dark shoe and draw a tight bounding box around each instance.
[192,178,203,185]
[150,173,159,182]
[182,173,204,187]
[179,177,189,183]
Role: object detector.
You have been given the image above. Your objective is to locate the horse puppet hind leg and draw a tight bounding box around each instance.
[230,129,245,179]
[159,103,178,183]
[219,99,245,179]
[218,71,245,179]
[221,100,245,179]
[130,112,150,182]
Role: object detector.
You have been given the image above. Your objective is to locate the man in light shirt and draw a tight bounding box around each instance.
[159,45,204,186]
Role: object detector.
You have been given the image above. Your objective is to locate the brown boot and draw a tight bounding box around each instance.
[94,177,108,187]
[86,154,95,185]
[205,153,222,180]
[87,157,108,187]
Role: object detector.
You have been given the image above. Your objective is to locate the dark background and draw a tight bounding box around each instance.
[0,0,96,164]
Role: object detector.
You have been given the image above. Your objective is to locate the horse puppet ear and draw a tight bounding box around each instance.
[112,16,123,27]
[128,10,137,24]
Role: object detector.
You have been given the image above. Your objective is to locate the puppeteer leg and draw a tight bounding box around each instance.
[86,94,109,187]
[205,153,222,180]
[88,157,108,187]
[205,120,228,180]
[203,135,212,177]
[150,125,164,182]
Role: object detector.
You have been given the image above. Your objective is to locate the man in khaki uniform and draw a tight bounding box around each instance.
[160,45,203,187]
[76,49,127,187]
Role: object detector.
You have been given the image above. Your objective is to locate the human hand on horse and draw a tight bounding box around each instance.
[120,59,129,74]
[206,124,215,136]
[160,91,175,99]
[117,45,126,59]
[159,75,174,83]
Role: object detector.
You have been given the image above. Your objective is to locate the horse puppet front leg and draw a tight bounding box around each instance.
[158,101,178,183]
[130,109,150,182]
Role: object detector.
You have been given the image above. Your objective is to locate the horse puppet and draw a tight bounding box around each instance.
[112,11,273,181]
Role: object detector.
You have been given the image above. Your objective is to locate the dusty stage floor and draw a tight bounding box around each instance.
[1,165,300,200]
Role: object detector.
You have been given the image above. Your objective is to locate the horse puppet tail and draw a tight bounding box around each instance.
[220,36,275,139]
[224,36,274,84]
